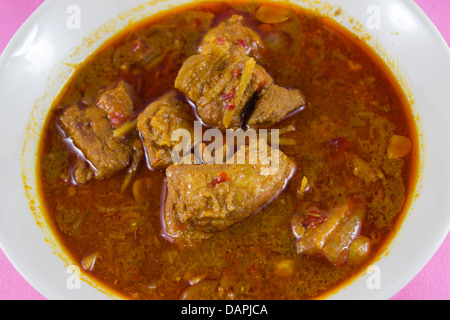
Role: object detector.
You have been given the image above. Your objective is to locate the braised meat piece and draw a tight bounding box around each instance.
[162,140,296,245]
[175,41,272,130]
[248,84,305,127]
[176,14,305,130]
[137,92,195,170]
[291,201,365,266]
[59,105,133,184]
[198,15,264,58]
[96,81,138,128]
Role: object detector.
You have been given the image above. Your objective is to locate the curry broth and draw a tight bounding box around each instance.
[37,1,418,299]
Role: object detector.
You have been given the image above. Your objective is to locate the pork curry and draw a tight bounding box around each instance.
[37,1,419,299]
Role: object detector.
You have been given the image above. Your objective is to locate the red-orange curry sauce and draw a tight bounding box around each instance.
[37,1,419,299]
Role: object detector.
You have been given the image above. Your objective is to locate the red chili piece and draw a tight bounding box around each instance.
[237,39,249,49]
[221,87,236,101]
[216,37,224,45]
[211,171,231,187]
[225,103,237,111]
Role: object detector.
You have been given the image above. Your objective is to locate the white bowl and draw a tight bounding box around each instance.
[0,0,449,300]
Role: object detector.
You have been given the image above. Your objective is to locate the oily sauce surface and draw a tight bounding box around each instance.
[37,1,418,299]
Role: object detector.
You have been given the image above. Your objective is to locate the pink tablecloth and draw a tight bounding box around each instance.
[0,0,449,300]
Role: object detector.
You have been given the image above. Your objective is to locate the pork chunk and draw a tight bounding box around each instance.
[175,41,272,130]
[248,85,305,127]
[137,92,195,170]
[162,140,296,245]
[176,14,305,129]
[199,15,264,58]
[96,81,138,128]
[59,105,132,183]
[291,201,365,266]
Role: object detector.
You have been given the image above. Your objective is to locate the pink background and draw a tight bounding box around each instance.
[0,0,449,300]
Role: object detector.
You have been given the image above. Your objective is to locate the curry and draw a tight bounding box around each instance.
[37,1,418,300]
